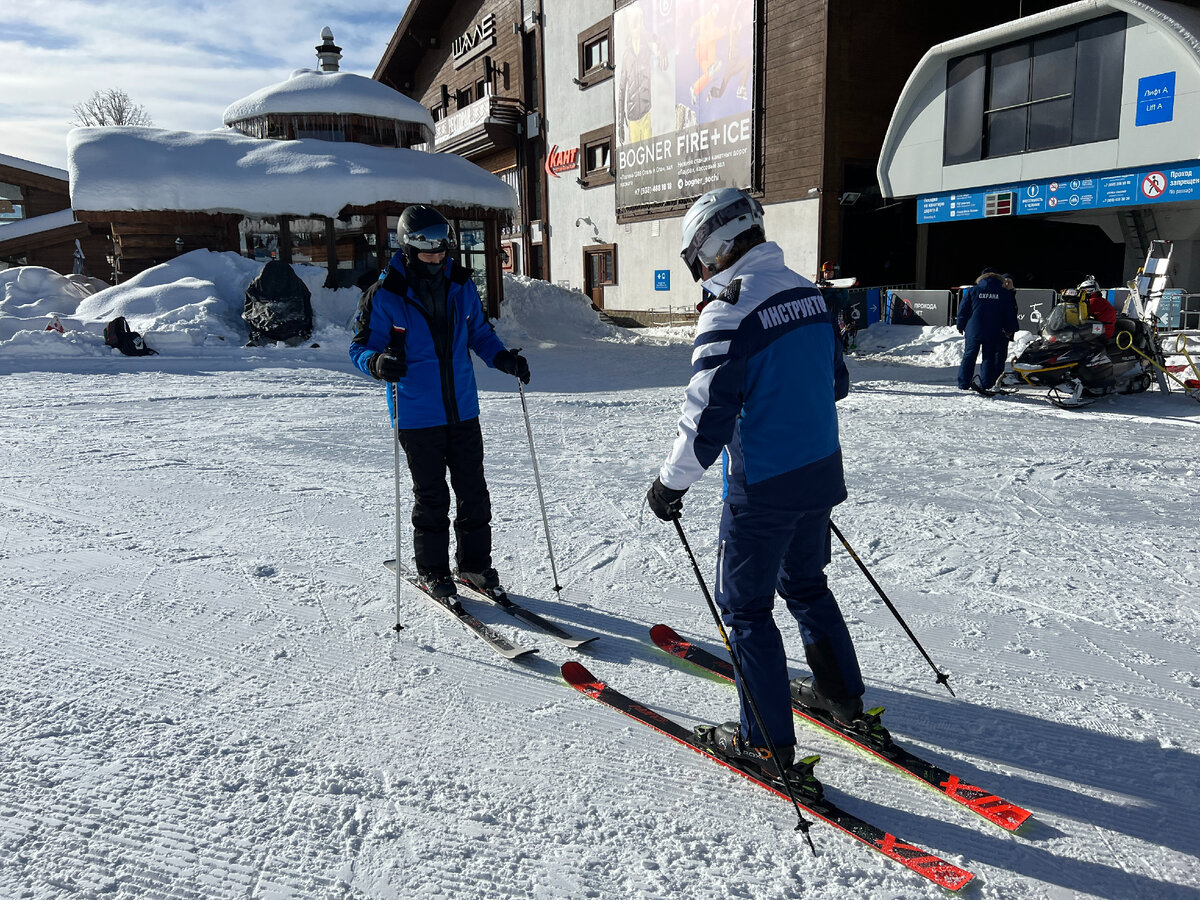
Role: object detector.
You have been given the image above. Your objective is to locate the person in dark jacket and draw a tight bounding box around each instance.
[349,205,530,600]
[957,266,1017,393]
[646,188,866,780]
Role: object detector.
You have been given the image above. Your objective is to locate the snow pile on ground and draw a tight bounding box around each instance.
[494,274,628,347]
[853,323,1043,369]
[0,251,362,353]
[0,267,108,334]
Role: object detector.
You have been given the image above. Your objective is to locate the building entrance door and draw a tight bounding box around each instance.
[583,244,615,309]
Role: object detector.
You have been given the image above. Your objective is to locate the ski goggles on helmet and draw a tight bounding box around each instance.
[403,223,454,253]
[680,194,762,281]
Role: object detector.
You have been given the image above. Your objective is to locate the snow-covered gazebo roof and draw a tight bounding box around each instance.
[222,68,435,147]
[67,127,517,218]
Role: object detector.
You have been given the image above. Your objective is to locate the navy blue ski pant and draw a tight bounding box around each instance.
[716,502,864,749]
[958,332,1009,390]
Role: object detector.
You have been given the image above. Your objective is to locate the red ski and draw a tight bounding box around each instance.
[651,623,1031,832]
[562,661,975,892]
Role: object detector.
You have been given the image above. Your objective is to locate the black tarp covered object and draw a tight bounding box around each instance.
[244,260,314,346]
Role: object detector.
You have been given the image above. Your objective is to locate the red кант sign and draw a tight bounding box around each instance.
[545,145,579,177]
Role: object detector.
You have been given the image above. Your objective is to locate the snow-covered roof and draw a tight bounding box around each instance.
[67,127,518,217]
[222,68,434,136]
[0,152,69,182]
[0,208,77,243]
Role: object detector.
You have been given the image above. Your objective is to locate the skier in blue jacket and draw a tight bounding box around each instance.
[645,187,867,778]
[350,205,529,599]
[957,266,1017,393]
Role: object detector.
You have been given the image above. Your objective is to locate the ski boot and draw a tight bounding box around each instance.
[455,567,509,604]
[790,677,893,751]
[694,722,825,799]
[417,569,458,601]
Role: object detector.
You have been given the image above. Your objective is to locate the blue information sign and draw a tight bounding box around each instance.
[1137,72,1176,126]
[654,269,670,291]
[918,158,1200,223]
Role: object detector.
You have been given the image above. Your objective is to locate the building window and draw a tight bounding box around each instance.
[0,181,26,221]
[944,13,1125,164]
[456,87,473,109]
[576,19,614,89]
[452,219,488,307]
[585,36,610,73]
[578,125,615,188]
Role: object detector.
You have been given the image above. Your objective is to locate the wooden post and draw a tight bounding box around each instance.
[278,217,292,264]
[375,213,390,273]
[485,217,502,318]
[324,217,338,288]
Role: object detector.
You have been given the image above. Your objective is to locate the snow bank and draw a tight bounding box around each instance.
[1,251,362,351]
[0,266,111,347]
[6,253,1191,385]
[852,323,1040,367]
[495,274,627,347]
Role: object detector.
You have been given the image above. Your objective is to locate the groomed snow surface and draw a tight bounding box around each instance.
[2,254,1199,899]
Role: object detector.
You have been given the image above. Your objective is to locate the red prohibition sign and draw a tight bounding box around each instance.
[1142,171,1167,199]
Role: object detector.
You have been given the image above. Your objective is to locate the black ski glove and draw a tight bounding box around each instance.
[494,348,531,384]
[646,476,687,521]
[369,350,407,382]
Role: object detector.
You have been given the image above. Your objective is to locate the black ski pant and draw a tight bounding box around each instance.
[398,417,492,577]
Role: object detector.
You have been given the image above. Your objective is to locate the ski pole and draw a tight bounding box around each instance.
[671,517,816,853]
[390,380,405,638]
[518,379,563,595]
[829,522,953,696]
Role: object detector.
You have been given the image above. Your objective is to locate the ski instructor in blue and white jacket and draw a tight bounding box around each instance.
[350,205,530,601]
[645,187,868,778]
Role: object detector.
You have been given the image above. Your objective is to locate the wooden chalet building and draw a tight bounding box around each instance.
[65,29,517,312]
[0,155,108,276]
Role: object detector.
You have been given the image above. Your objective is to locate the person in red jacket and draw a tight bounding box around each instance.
[1079,276,1117,339]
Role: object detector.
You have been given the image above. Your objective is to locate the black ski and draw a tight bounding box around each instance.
[382,561,536,660]
[384,559,595,649]
[562,661,975,892]
[651,624,1031,832]
[453,577,598,649]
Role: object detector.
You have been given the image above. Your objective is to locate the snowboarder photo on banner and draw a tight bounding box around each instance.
[957,265,1017,394]
[349,205,530,600]
[645,186,870,778]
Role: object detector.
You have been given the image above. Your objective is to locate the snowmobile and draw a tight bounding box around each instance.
[1006,287,1166,408]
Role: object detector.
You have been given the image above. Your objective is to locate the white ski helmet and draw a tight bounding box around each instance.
[679,187,764,282]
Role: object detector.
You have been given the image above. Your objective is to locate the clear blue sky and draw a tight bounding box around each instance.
[0,1,409,169]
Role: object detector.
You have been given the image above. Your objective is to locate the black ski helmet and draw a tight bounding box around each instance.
[398,205,454,265]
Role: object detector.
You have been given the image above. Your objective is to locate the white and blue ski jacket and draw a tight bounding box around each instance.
[349,252,507,429]
[659,241,849,509]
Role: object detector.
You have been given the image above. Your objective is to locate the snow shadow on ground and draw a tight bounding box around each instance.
[661,627,1199,863]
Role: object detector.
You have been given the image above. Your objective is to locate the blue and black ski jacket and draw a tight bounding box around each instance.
[658,241,849,510]
[349,252,507,429]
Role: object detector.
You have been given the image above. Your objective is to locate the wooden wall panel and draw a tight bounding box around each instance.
[760,0,826,203]
[408,0,527,110]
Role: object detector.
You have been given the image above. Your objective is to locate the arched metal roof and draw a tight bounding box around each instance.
[877,0,1200,198]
